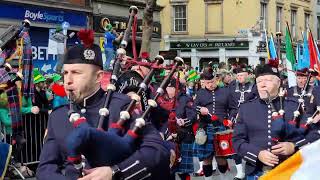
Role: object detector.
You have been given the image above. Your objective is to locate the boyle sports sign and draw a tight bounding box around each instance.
[0,3,87,27]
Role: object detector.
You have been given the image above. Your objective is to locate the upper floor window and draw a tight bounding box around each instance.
[305,13,310,30]
[276,6,282,32]
[173,5,187,32]
[291,9,297,39]
[260,2,268,30]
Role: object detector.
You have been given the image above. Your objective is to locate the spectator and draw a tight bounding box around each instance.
[33,69,49,113]
[50,73,67,109]
[103,24,122,70]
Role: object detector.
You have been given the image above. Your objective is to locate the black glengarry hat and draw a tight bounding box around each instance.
[64,29,103,69]
[255,60,280,78]
[296,68,308,77]
[233,64,249,74]
[200,71,215,80]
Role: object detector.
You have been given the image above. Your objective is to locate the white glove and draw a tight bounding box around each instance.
[31,106,40,114]
[176,118,187,126]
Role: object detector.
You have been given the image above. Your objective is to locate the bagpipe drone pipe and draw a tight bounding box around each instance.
[66,57,183,169]
[0,20,29,92]
[0,20,30,53]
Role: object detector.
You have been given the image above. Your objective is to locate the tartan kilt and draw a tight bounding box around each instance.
[193,124,225,161]
[176,143,194,173]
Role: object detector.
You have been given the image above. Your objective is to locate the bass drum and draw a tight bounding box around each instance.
[115,70,143,94]
[115,70,150,111]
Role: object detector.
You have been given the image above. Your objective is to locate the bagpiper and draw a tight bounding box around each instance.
[232,63,307,179]
[193,70,230,180]
[228,64,258,180]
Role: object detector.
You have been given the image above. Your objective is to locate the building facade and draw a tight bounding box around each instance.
[159,0,315,70]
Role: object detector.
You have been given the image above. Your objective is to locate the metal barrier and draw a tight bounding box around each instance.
[2,112,48,165]
[20,112,48,165]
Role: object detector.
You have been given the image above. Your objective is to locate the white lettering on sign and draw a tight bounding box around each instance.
[25,10,44,21]
[186,43,208,48]
[32,46,57,61]
[24,10,64,22]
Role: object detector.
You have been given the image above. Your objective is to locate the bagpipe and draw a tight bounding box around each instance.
[265,77,317,146]
[66,56,184,170]
[0,70,23,93]
[0,19,30,64]
[0,20,29,52]
[0,20,29,93]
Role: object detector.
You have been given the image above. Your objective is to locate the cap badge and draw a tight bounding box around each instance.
[272,67,278,73]
[83,49,95,60]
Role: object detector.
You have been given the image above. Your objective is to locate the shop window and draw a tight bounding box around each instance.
[199,58,219,71]
[227,57,248,66]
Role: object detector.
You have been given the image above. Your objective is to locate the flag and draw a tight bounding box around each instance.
[187,70,200,82]
[269,34,278,60]
[296,32,310,70]
[296,43,302,70]
[314,39,320,79]
[0,142,12,179]
[265,29,271,60]
[260,139,320,180]
[285,25,297,87]
[302,32,310,69]
[308,30,320,72]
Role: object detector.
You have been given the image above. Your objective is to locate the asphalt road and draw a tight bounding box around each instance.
[177,158,238,180]
[21,158,238,180]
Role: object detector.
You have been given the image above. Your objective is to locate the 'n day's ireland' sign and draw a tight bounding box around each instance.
[170,41,249,50]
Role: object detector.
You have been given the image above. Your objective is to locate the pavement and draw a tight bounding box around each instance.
[186,158,237,180]
[17,158,239,180]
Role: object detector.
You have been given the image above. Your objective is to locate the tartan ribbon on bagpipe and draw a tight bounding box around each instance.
[19,30,34,99]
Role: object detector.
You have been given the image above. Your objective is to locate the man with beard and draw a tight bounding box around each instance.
[232,63,306,179]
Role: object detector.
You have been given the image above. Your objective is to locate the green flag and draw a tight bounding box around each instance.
[285,27,295,70]
[285,25,297,87]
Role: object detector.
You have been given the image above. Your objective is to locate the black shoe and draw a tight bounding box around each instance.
[234,177,244,180]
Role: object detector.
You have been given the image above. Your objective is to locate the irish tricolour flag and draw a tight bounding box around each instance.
[285,24,297,88]
[260,139,320,180]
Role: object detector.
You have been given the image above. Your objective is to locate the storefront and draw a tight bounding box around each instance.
[169,40,252,71]
[93,15,162,59]
[0,2,88,73]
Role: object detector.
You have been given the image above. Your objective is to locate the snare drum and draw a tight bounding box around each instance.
[214,129,235,157]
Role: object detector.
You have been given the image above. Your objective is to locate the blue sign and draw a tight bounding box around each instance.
[30,27,79,74]
[0,3,87,27]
